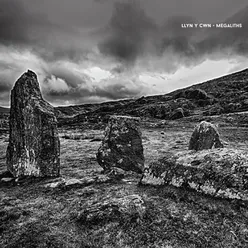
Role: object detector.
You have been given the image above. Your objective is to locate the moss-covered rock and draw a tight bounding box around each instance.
[189,121,224,151]
[6,70,60,178]
[97,116,144,173]
[141,148,248,201]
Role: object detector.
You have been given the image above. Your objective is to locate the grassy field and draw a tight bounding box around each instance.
[1,119,248,247]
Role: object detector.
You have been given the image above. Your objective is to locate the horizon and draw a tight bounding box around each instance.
[1,65,247,109]
[0,0,248,107]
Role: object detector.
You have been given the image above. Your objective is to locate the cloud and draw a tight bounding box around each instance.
[98,1,157,65]
[0,0,248,106]
[44,76,70,93]
[98,1,248,72]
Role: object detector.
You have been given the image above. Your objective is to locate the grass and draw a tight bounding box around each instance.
[0,120,248,247]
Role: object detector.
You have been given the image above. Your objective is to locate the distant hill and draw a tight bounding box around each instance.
[2,68,248,127]
[56,68,248,126]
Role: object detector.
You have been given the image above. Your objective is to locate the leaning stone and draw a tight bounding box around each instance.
[189,121,223,151]
[140,149,248,201]
[6,70,60,178]
[96,116,144,173]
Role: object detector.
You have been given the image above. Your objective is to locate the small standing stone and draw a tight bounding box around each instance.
[188,121,223,151]
[96,115,144,173]
[6,70,60,178]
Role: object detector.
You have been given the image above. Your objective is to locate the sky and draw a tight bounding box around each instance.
[0,0,248,106]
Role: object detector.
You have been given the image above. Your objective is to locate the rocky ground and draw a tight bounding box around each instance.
[1,116,248,248]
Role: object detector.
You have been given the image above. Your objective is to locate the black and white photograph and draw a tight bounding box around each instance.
[0,0,248,247]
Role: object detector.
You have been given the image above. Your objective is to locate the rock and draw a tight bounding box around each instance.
[96,115,144,173]
[90,137,102,142]
[140,149,248,201]
[1,178,14,183]
[188,121,224,151]
[170,108,185,120]
[44,175,112,189]
[6,70,60,178]
[186,89,210,100]
[174,88,209,100]
[106,167,126,180]
[77,194,146,226]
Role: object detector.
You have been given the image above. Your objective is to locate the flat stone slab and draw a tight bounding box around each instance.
[141,148,248,201]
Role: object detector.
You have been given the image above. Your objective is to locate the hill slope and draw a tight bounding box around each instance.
[56,68,248,126]
[1,68,248,126]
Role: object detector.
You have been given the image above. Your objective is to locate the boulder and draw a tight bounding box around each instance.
[6,70,60,178]
[140,149,248,201]
[170,108,185,120]
[96,115,144,173]
[185,89,210,100]
[189,121,224,151]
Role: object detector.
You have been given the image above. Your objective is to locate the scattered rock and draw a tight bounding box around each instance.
[186,89,210,100]
[170,108,185,120]
[44,175,111,189]
[1,178,14,183]
[188,121,224,151]
[75,187,99,197]
[6,70,60,178]
[96,116,145,174]
[64,178,83,187]
[106,167,126,180]
[90,137,102,142]
[77,194,146,226]
[140,149,248,201]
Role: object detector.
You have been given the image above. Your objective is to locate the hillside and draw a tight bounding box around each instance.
[1,68,248,127]
[56,68,248,126]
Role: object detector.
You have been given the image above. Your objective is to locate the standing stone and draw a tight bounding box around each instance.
[6,70,60,178]
[96,116,144,173]
[189,121,223,151]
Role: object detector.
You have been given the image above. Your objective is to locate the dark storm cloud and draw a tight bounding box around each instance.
[197,6,248,57]
[98,1,157,64]
[97,1,248,69]
[1,0,248,64]
[0,0,99,62]
[1,0,248,106]
[0,0,31,44]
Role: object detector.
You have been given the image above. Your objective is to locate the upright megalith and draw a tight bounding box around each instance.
[6,70,60,178]
[188,121,223,151]
[96,115,144,173]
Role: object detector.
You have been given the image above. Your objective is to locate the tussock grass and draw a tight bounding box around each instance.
[1,124,248,247]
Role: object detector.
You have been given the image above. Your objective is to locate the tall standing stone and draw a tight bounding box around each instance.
[6,70,60,178]
[97,116,144,173]
[188,121,223,151]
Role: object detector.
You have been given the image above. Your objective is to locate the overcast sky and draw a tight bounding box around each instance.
[0,0,248,106]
